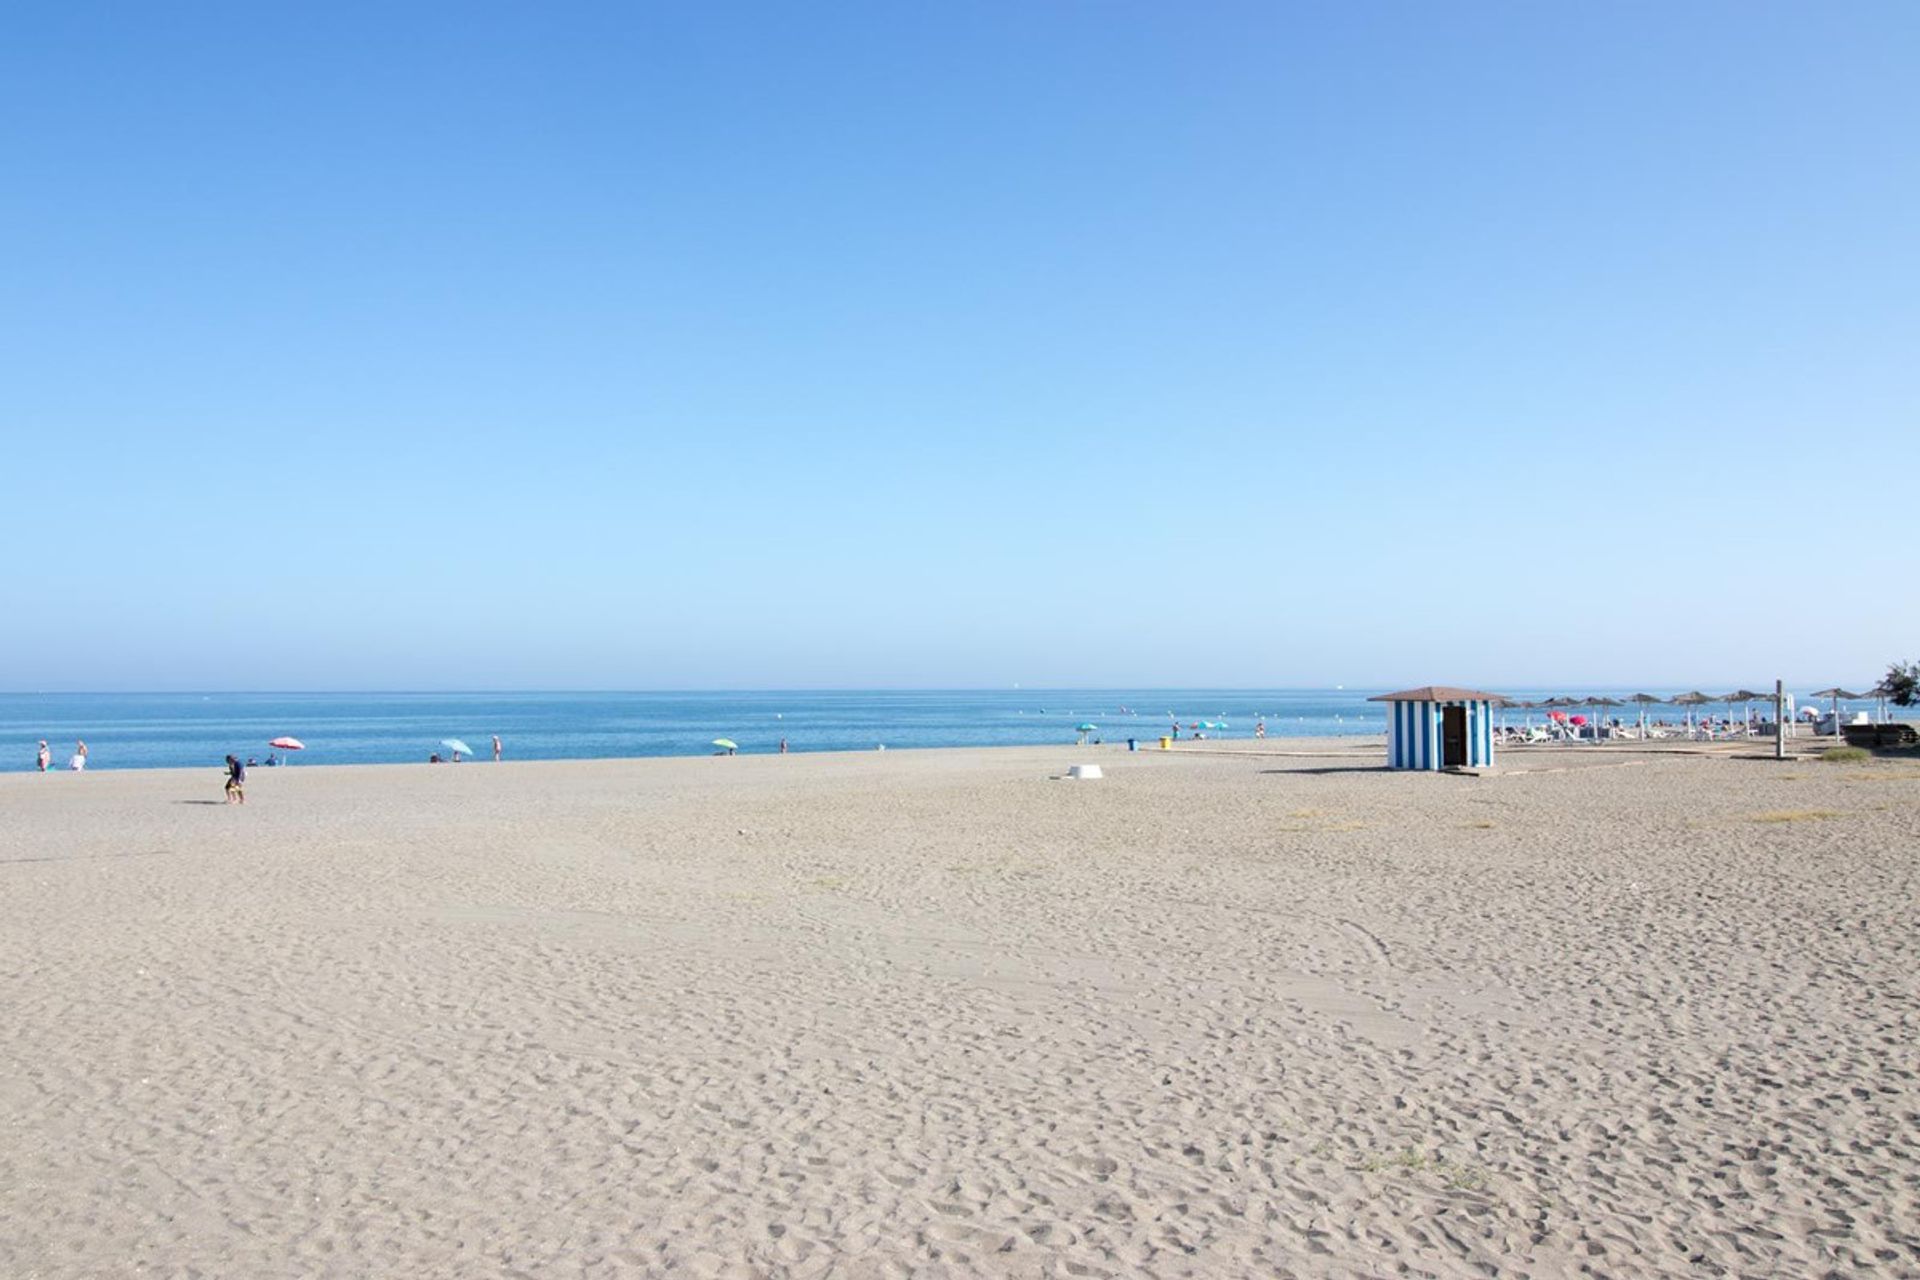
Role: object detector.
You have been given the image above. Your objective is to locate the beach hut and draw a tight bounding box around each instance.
[1368,686,1504,770]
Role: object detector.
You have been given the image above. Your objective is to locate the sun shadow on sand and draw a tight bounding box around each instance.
[1259,766,1389,776]
[0,848,176,865]
[175,800,227,806]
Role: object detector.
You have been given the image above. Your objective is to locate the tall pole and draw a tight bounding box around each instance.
[1775,679,1785,760]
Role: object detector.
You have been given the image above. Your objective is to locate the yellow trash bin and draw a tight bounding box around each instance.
[1159,736,1172,750]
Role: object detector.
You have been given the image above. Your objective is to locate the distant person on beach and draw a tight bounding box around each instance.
[492,735,502,762]
[69,740,87,771]
[779,738,788,754]
[36,740,50,771]
[224,755,246,805]
[76,740,88,765]
[429,753,443,764]
[1255,718,1266,739]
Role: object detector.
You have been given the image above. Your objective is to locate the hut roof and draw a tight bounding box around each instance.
[1368,686,1508,704]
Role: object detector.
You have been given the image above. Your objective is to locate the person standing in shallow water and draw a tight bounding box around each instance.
[492,735,502,762]
[36,740,50,771]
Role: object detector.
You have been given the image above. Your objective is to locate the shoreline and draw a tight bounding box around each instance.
[1,735,1391,780]
[8,728,1873,783]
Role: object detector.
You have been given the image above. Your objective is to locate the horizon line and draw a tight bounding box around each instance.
[0,683,1874,697]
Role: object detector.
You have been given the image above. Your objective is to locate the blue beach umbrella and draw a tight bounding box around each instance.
[441,738,474,757]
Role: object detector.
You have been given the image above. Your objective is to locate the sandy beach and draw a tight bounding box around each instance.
[2,742,1916,1278]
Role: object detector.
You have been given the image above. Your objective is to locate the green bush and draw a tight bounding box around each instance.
[1820,746,1871,764]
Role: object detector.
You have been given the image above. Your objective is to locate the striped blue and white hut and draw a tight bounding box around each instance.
[1368,686,1505,771]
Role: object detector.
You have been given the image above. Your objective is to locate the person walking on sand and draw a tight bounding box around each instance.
[224,754,246,805]
[492,734,502,762]
[36,740,50,772]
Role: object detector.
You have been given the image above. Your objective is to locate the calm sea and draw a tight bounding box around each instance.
[0,689,1883,772]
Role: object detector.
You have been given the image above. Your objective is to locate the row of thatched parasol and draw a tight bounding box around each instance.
[1503,685,1894,737]
[1500,692,1688,738]
[1807,684,1898,729]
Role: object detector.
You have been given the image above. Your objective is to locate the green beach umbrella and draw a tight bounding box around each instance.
[1076,723,1097,732]
[441,738,474,757]
[712,739,738,751]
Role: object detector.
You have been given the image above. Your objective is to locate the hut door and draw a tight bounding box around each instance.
[1441,706,1468,767]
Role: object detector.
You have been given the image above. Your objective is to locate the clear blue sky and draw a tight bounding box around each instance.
[3,3,1914,690]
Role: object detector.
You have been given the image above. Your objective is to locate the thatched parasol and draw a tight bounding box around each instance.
[1714,690,1767,732]
[1624,692,1665,739]
[1809,687,1870,735]
[1670,691,1711,736]
[1583,696,1626,740]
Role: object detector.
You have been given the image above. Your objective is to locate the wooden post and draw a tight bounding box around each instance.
[1775,679,1786,760]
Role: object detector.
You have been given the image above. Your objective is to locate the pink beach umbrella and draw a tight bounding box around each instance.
[269,737,304,762]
